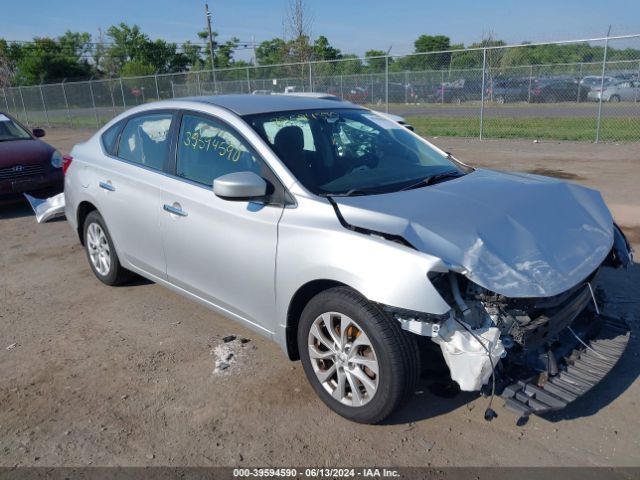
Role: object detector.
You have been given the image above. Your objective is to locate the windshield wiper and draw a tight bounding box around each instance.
[321,188,373,197]
[399,170,463,192]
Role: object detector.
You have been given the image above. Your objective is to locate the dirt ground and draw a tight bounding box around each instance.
[1,128,639,467]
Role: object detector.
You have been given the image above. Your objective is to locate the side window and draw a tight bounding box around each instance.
[117,113,173,171]
[176,114,262,186]
[101,121,122,155]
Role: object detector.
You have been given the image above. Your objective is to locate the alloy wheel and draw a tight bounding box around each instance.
[86,222,111,276]
[307,312,379,407]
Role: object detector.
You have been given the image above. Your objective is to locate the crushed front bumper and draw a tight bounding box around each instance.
[499,313,630,417]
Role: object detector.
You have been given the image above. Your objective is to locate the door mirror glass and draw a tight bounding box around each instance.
[213,171,267,200]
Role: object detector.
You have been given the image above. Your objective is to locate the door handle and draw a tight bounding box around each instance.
[99,181,115,192]
[163,203,188,217]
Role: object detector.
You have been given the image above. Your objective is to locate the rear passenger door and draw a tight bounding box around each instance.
[95,111,174,279]
[160,112,285,333]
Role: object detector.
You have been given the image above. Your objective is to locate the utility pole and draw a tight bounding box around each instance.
[205,3,218,94]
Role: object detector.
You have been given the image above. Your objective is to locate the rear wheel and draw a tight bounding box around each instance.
[83,211,132,285]
[495,95,506,104]
[298,287,419,424]
[609,95,621,103]
[544,93,557,103]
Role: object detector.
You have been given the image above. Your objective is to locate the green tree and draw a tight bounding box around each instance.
[120,60,156,77]
[313,35,341,61]
[365,49,387,72]
[15,36,91,84]
[256,38,288,65]
[413,35,451,70]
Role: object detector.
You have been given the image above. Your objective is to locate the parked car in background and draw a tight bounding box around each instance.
[434,78,484,103]
[65,95,632,423]
[580,75,617,90]
[487,78,530,103]
[275,92,414,130]
[530,79,588,103]
[0,112,64,203]
[587,80,640,102]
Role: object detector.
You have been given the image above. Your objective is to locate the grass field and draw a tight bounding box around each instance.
[12,105,640,142]
[406,115,640,141]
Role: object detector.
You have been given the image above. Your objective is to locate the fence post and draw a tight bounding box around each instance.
[18,86,29,127]
[635,60,640,103]
[384,55,389,113]
[171,80,176,98]
[2,88,10,112]
[196,72,202,96]
[404,71,408,104]
[576,63,584,103]
[154,73,160,100]
[108,80,117,117]
[308,62,313,92]
[246,67,251,93]
[119,78,126,108]
[440,70,444,104]
[88,79,99,129]
[61,80,73,127]
[340,74,344,98]
[39,83,50,127]
[595,31,611,144]
[479,48,487,140]
[527,65,533,103]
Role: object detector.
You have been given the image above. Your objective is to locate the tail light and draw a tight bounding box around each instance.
[62,155,73,175]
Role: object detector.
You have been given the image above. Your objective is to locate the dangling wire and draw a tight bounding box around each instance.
[452,317,498,421]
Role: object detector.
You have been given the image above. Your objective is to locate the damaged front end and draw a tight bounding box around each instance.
[393,232,633,418]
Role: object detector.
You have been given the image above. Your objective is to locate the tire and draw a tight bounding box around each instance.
[452,96,463,104]
[609,95,621,103]
[544,93,557,103]
[495,95,506,104]
[83,210,133,286]
[297,287,419,424]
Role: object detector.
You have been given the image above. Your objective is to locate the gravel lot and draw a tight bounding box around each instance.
[1,128,639,467]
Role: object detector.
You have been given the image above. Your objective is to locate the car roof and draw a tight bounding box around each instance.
[180,94,356,115]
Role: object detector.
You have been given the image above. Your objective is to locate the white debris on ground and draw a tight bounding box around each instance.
[211,335,251,375]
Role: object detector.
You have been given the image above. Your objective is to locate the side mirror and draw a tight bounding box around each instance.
[32,128,46,138]
[213,171,267,200]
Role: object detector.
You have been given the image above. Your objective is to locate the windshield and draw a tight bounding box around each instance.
[245,109,467,196]
[0,114,32,141]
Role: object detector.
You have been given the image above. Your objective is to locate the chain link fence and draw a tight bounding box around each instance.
[2,34,639,142]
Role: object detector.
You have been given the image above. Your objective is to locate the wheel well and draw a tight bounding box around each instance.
[76,201,97,245]
[285,279,346,360]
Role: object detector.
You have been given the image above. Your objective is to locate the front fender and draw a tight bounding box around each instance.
[274,198,451,350]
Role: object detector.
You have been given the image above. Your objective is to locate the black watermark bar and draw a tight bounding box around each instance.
[1,468,639,480]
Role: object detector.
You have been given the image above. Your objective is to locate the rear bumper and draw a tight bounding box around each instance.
[499,313,630,417]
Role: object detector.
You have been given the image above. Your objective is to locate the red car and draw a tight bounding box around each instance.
[0,112,64,203]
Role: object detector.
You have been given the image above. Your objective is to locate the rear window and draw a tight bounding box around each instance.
[116,113,173,171]
[101,122,122,155]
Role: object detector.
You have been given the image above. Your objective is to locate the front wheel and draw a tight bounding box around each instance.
[609,95,621,103]
[298,287,419,424]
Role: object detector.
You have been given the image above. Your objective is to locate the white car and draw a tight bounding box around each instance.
[64,94,632,423]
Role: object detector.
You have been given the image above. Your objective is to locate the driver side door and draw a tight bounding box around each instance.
[160,112,285,334]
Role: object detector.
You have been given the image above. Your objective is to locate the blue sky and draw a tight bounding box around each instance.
[2,0,639,59]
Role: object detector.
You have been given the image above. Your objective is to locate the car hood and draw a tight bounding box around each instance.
[0,139,54,168]
[333,169,614,298]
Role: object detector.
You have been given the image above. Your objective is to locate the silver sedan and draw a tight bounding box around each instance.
[587,80,640,102]
[64,95,632,423]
